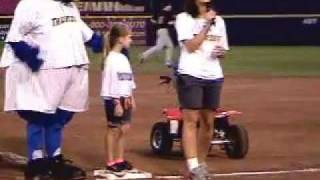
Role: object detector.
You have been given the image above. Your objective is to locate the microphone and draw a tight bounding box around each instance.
[209,16,216,25]
[204,2,216,25]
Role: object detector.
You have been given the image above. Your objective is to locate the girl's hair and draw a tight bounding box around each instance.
[185,0,199,18]
[103,23,131,58]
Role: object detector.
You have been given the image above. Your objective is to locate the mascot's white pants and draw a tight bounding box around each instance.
[4,62,89,114]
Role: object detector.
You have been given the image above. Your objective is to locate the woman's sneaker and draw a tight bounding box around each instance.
[190,165,211,180]
[49,155,86,180]
[199,163,209,177]
[24,158,53,180]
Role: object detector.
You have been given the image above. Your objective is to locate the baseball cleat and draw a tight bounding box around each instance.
[165,62,172,68]
[139,56,145,64]
[49,155,86,180]
[24,158,53,180]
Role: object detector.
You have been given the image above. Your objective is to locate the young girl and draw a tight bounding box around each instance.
[101,23,136,175]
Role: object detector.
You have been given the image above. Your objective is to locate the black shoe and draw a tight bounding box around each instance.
[117,160,133,171]
[24,158,53,180]
[165,62,172,68]
[139,57,145,64]
[49,155,86,180]
[106,163,125,177]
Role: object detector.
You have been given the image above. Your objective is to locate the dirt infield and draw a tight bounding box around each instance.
[1,71,320,179]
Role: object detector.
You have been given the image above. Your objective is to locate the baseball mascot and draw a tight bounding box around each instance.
[0,0,103,179]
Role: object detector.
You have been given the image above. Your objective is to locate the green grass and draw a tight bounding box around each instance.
[223,46,320,77]
[1,42,320,77]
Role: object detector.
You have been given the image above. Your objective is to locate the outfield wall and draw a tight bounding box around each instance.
[225,15,320,45]
[1,15,319,46]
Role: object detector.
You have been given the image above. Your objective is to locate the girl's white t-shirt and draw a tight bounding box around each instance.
[175,12,229,80]
[101,51,136,99]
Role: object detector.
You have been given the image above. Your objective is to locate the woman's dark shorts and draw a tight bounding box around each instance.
[177,74,223,110]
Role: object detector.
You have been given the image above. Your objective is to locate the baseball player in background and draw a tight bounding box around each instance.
[140,4,175,67]
[0,0,103,179]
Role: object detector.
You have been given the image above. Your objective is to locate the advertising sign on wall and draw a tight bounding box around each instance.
[84,16,149,45]
[75,0,147,15]
[0,0,149,45]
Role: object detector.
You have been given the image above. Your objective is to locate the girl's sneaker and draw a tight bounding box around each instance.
[106,164,125,177]
[117,160,133,171]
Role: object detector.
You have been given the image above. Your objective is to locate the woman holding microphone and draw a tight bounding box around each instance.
[175,0,229,179]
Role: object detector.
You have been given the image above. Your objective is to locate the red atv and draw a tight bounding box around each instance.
[150,76,249,159]
[150,108,249,159]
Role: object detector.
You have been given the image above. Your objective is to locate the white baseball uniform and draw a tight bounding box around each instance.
[101,51,136,99]
[142,9,174,66]
[0,0,94,113]
[175,12,229,80]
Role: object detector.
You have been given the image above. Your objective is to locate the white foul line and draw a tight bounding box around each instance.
[154,168,320,179]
